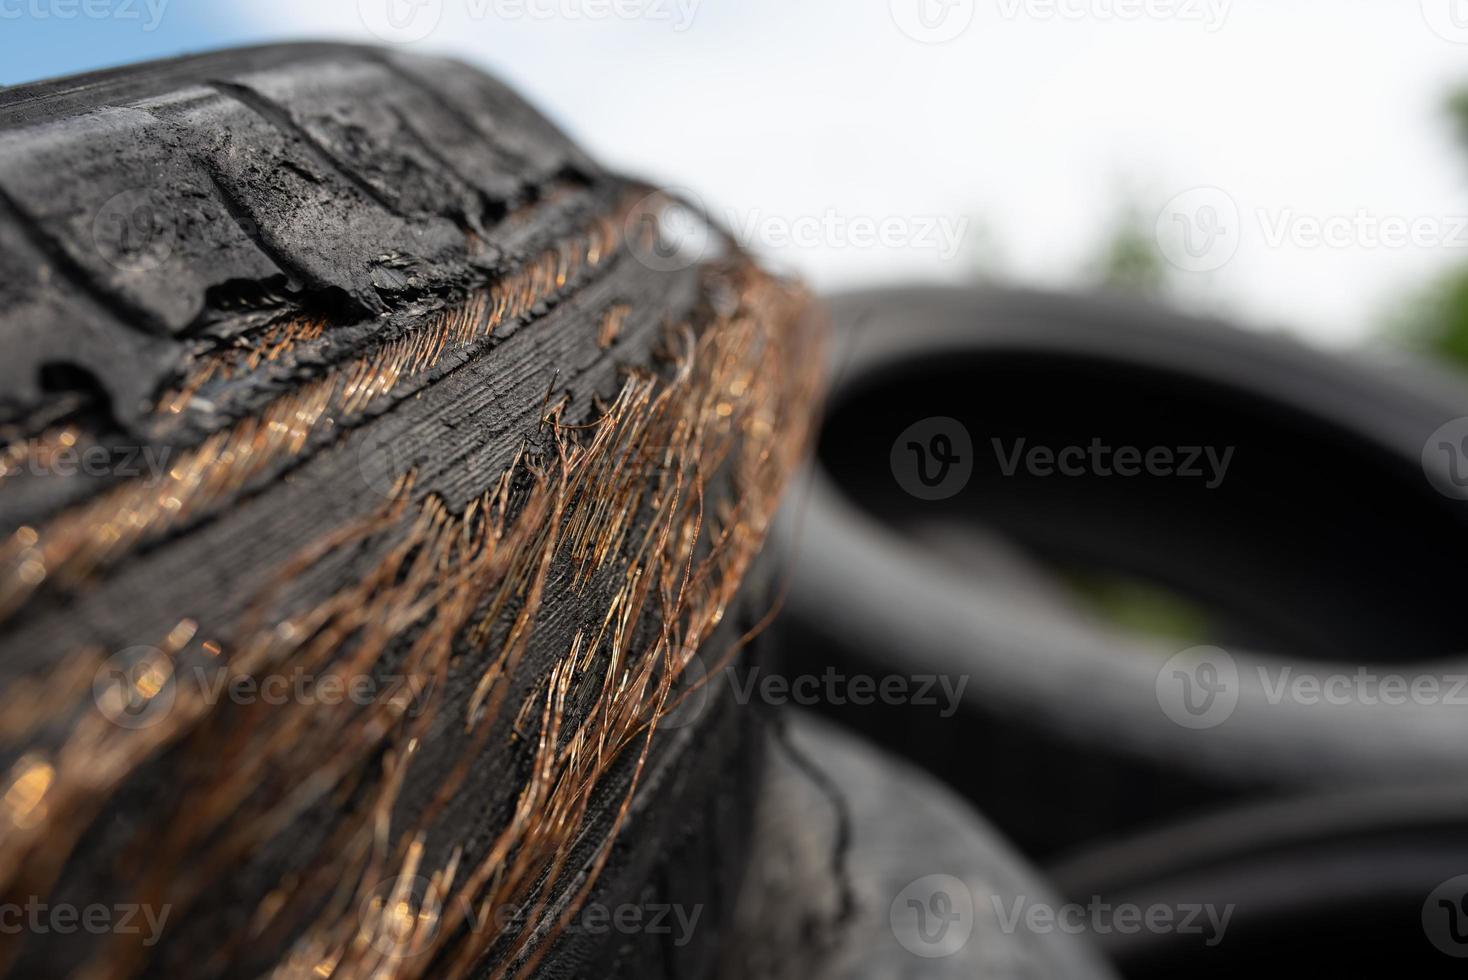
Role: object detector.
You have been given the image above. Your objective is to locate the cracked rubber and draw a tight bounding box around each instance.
[0,44,779,980]
[722,712,1117,980]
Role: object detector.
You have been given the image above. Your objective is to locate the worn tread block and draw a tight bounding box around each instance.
[0,215,175,430]
[172,87,472,312]
[381,50,599,183]
[0,103,289,334]
[0,43,605,432]
[216,59,526,231]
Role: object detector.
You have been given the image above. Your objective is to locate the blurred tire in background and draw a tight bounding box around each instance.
[1049,783,1468,977]
[773,286,1468,858]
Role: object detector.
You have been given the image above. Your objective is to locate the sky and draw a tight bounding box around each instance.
[4,0,1468,347]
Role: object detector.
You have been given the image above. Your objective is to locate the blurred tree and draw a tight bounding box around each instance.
[1389,272,1468,368]
[1448,87,1468,156]
[1385,87,1468,370]
[1090,204,1170,296]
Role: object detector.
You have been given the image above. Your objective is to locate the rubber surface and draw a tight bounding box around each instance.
[1050,783,1468,976]
[722,712,1118,980]
[0,44,814,980]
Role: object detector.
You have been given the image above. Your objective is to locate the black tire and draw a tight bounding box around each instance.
[774,285,1468,858]
[1049,783,1468,977]
[0,44,823,980]
[722,711,1118,980]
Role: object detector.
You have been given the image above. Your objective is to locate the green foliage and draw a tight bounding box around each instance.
[1448,87,1468,159]
[1386,86,1468,371]
[1061,568,1215,647]
[1390,265,1468,368]
[1090,205,1170,296]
